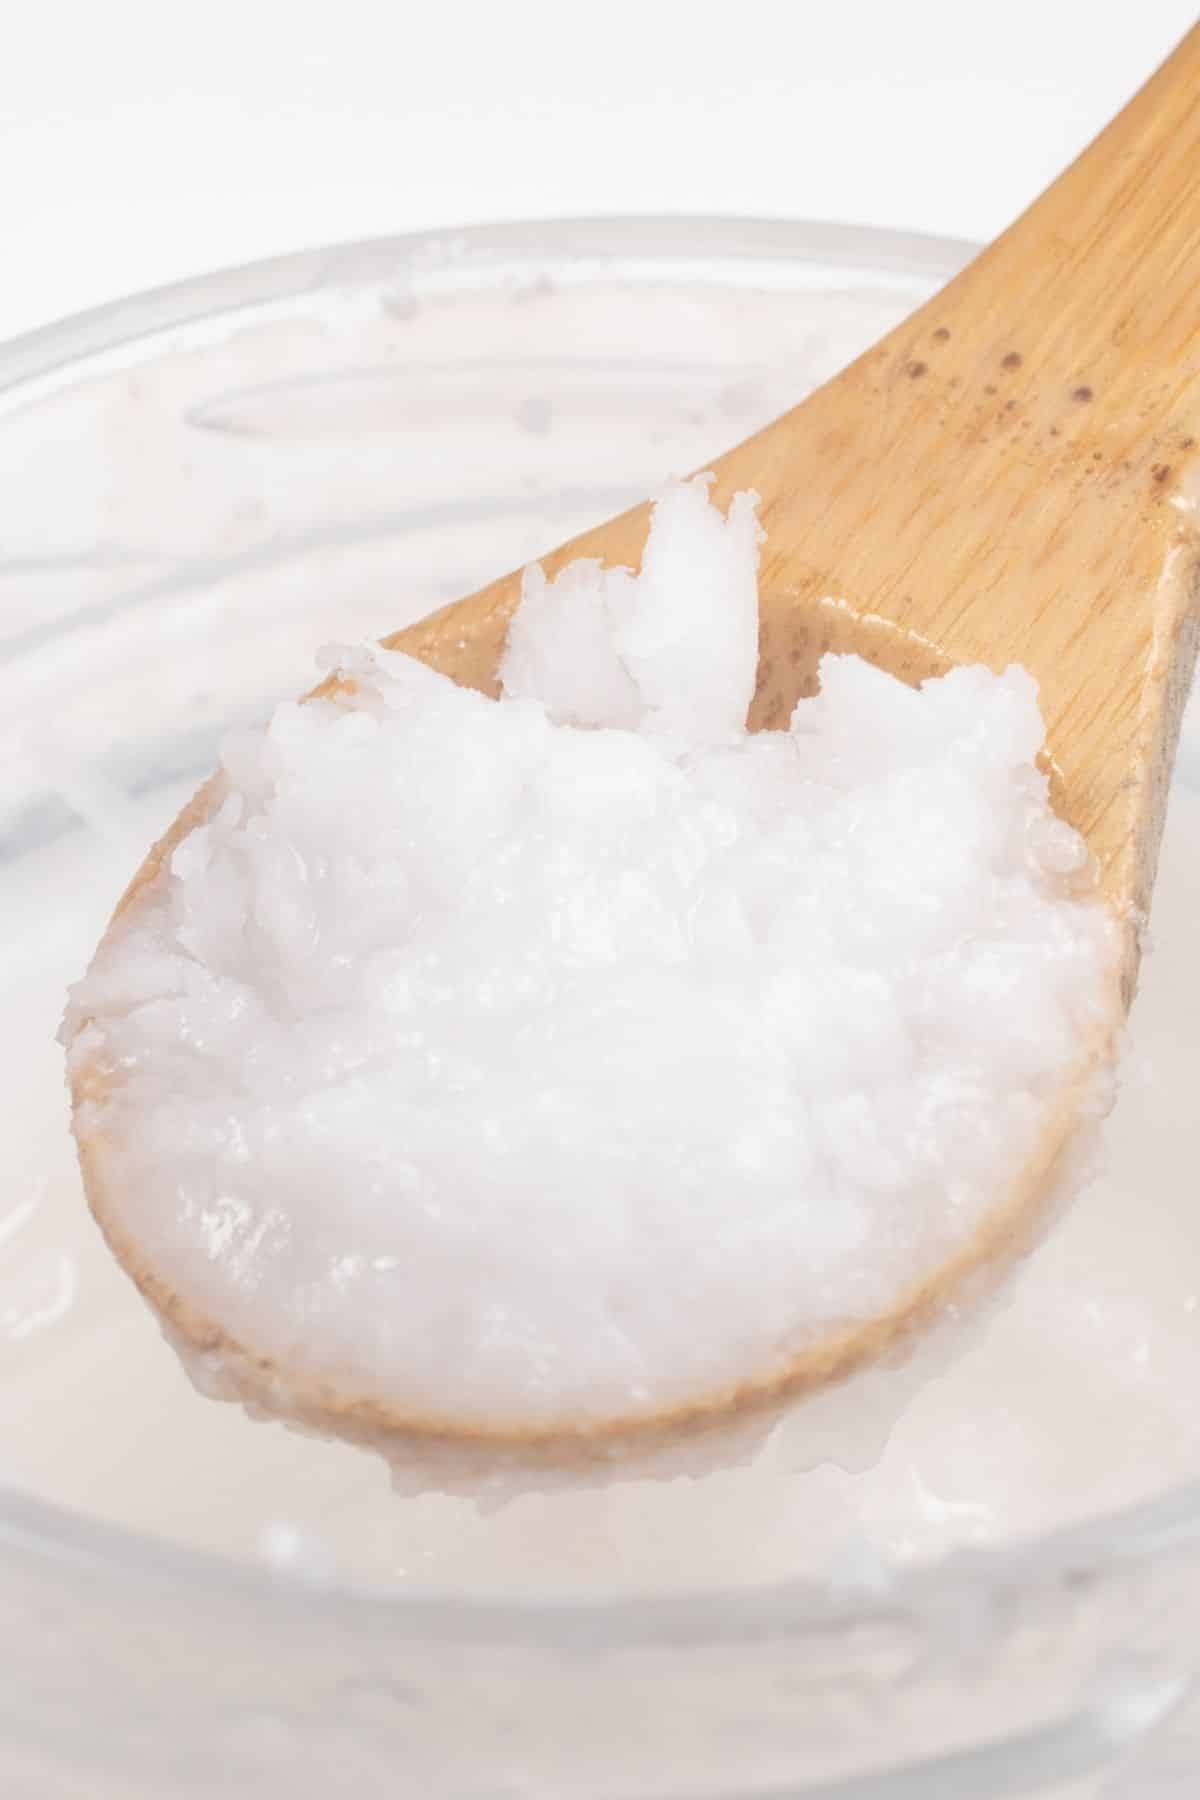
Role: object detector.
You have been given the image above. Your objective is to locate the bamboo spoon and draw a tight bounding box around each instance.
[70,28,1200,1459]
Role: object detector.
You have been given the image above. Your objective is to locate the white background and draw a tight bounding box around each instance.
[1,1,1195,343]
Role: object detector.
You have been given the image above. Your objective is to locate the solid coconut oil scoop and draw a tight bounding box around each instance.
[65,27,1200,1465]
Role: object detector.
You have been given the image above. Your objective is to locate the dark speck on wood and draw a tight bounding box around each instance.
[1072,385,1094,403]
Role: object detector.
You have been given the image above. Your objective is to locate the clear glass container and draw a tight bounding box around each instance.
[2,217,1200,1797]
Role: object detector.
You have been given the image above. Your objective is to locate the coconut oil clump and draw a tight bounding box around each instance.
[66,478,1117,1441]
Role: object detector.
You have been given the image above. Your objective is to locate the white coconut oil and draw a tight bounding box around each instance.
[64,479,1115,1455]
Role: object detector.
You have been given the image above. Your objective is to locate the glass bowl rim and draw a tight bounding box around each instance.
[3,210,1195,1647]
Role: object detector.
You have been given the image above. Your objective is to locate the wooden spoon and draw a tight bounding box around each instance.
[71,28,1200,1461]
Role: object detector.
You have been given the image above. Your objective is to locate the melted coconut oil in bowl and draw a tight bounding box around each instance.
[3,228,1200,1625]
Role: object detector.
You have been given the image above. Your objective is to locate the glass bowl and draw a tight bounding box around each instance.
[3,217,1200,1798]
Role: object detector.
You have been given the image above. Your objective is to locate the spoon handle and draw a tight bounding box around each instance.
[709,24,1200,993]
[924,22,1200,415]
